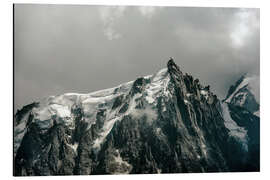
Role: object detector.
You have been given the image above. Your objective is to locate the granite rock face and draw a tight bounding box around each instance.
[14,59,260,176]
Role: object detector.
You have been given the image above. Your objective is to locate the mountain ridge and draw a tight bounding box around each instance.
[223,74,259,116]
[14,58,260,175]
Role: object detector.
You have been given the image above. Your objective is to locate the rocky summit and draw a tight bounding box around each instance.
[14,59,260,176]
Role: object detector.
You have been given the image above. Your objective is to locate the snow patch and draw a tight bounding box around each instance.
[32,103,72,130]
[145,68,170,105]
[222,103,248,151]
[156,128,162,134]
[184,99,191,105]
[162,105,166,112]
[200,90,209,100]
[201,143,207,157]
[92,116,120,150]
[50,104,71,118]
[14,115,29,155]
[152,68,168,81]
[145,96,155,104]
[67,142,79,155]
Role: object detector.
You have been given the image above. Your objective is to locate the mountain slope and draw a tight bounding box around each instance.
[222,75,260,171]
[14,59,259,175]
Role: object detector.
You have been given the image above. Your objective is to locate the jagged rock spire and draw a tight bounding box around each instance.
[130,77,146,95]
[167,57,181,75]
[167,57,176,68]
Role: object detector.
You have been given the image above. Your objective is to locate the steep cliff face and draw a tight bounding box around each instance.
[14,59,259,176]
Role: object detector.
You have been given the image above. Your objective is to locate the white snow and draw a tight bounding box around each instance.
[50,104,71,118]
[152,68,168,81]
[200,90,207,95]
[16,67,172,153]
[226,79,247,103]
[201,142,207,157]
[145,68,170,105]
[156,128,162,134]
[184,99,191,105]
[92,116,121,149]
[32,103,72,130]
[29,78,136,132]
[88,68,170,148]
[226,76,260,104]
[67,142,79,155]
[162,105,166,112]
[14,125,27,153]
[200,90,209,100]
[254,110,260,117]
[50,93,80,109]
[221,103,248,151]
[14,111,31,155]
[145,96,155,104]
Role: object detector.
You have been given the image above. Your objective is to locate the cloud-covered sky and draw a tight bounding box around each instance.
[14,4,260,111]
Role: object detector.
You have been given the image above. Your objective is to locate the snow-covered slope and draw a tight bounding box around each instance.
[14,68,170,155]
[221,103,248,151]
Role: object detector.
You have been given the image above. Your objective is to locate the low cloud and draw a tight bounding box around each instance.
[230,9,260,48]
[14,5,259,111]
[99,6,126,40]
[138,6,163,19]
[130,106,158,124]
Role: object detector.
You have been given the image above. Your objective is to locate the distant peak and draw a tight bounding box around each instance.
[223,74,259,114]
[224,73,248,101]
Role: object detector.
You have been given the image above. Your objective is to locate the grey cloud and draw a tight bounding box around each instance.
[14,4,259,111]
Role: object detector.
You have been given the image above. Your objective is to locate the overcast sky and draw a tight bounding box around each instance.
[14,4,260,111]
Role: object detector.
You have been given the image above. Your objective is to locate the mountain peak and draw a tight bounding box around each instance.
[224,74,246,100]
[167,57,181,74]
